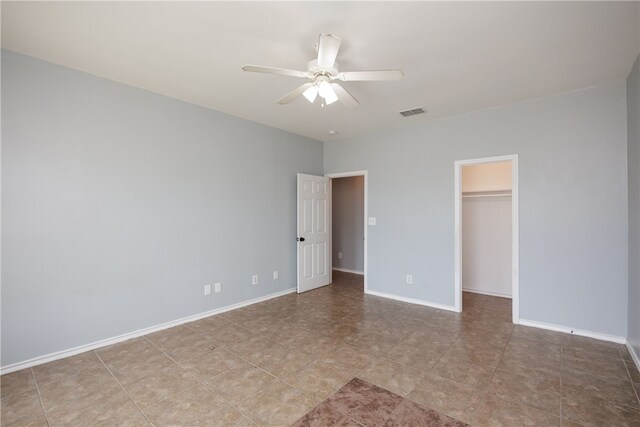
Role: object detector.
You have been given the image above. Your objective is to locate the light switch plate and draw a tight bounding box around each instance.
[368,217,377,225]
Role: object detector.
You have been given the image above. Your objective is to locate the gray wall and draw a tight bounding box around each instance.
[325,81,628,337]
[628,54,640,355]
[1,50,323,366]
[332,176,364,273]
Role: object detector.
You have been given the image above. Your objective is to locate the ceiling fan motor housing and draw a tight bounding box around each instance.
[307,59,339,79]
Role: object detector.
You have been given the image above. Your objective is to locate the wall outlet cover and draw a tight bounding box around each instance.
[338,252,343,259]
[368,217,377,225]
[214,282,221,293]
[204,284,212,295]
[273,271,279,280]
[252,274,258,285]
[406,275,413,285]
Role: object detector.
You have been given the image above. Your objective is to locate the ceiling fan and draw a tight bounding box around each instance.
[242,34,404,109]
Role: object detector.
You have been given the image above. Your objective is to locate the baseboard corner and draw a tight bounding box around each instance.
[627,341,640,371]
[365,289,456,312]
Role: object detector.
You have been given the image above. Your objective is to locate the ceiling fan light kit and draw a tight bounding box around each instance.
[302,85,318,103]
[242,34,404,109]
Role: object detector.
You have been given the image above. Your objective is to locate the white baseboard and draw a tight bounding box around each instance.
[365,290,456,312]
[518,318,626,344]
[0,287,296,375]
[462,288,512,299]
[627,341,640,371]
[332,267,364,275]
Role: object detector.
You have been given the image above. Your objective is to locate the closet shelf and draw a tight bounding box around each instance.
[462,190,512,198]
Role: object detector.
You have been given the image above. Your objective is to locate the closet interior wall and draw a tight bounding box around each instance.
[462,162,513,298]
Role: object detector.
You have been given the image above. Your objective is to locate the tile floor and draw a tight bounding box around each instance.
[2,271,639,426]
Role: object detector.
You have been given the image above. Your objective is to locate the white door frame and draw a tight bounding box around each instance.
[325,170,368,293]
[454,155,519,323]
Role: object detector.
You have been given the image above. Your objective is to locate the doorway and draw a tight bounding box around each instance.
[327,171,368,293]
[296,171,368,294]
[454,155,519,323]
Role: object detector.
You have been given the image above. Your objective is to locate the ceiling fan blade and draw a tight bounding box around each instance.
[337,70,405,81]
[331,83,360,109]
[317,34,342,69]
[277,83,315,104]
[242,65,309,78]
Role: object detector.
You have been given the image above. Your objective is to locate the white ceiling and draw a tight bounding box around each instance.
[2,1,639,142]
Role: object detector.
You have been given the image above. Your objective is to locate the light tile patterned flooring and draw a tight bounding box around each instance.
[2,271,639,426]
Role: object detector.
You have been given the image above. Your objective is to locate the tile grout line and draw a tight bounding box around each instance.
[469,303,512,424]
[428,300,517,423]
[313,290,387,401]
[502,340,640,422]
[479,319,567,422]
[118,364,199,413]
[393,302,494,425]
[142,336,263,425]
[311,377,399,427]
[180,325,325,392]
[221,340,348,409]
[182,306,364,406]
[561,344,635,424]
[560,345,564,423]
[515,333,630,421]
[563,345,640,416]
[188,287,383,422]
[93,350,155,426]
[622,351,640,407]
[479,302,570,422]
[30,367,51,427]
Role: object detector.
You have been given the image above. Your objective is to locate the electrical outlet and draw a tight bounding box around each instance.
[204,284,211,295]
[273,271,279,280]
[406,275,413,285]
[368,217,377,225]
[338,252,343,259]
[252,274,258,285]
[214,282,221,293]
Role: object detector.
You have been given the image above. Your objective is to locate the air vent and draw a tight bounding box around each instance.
[399,107,426,117]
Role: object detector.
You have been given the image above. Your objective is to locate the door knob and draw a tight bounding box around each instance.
[297,237,305,242]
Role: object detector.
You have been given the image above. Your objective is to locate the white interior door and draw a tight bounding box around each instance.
[297,173,331,293]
